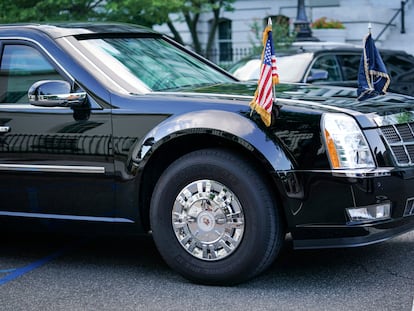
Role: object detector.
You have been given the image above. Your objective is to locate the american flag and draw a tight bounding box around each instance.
[250,21,279,127]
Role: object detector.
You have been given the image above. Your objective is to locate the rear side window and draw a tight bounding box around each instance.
[0,44,62,103]
[382,53,414,82]
[382,53,414,95]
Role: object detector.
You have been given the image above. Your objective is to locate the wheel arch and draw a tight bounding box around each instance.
[134,111,293,232]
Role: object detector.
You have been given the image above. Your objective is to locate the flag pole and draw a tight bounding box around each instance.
[268,18,277,105]
[367,23,373,88]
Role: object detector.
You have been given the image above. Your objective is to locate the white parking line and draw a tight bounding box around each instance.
[412,297,414,311]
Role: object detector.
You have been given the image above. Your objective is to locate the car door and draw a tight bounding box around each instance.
[0,41,116,222]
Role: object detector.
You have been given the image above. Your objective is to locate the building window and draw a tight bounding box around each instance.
[218,19,232,62]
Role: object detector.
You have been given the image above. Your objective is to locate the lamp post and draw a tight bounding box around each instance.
[294,0,318,41]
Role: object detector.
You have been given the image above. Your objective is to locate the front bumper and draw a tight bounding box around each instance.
[292,216,414,249]
[280,168,414,249]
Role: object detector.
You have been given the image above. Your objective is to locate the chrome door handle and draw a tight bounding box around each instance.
[0,126,10,133]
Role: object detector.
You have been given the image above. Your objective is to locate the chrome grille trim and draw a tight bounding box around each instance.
[380,123,414,166]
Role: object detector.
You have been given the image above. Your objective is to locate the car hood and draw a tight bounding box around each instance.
[159,82,414,128]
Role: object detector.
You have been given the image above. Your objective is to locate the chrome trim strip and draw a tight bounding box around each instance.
[0,211,133,223]
[331,168,393,178]
[0,164,105,174]
[277,168,393,178]
[0,105,68,110]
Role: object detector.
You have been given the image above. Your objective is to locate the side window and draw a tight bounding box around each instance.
[382,54,414,82]
[382,53,414,95]
[311,55,341,81]
[337,54,360,81]
[0,44,62,104]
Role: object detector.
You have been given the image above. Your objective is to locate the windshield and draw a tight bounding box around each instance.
[75,37,234,93]
[230,53,313,83]
[278,53,313,82]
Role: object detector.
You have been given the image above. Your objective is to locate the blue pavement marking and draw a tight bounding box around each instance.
[0,247,67,286]
[0,235,92,286]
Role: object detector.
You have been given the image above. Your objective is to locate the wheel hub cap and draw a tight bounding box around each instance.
[172,179,245,261]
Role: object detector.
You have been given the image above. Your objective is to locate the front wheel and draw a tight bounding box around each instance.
[150,148,284,285]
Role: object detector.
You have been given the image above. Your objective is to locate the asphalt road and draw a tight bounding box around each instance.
[0,230,413,311]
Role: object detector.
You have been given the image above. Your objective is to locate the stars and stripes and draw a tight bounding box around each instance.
[250,20,279,127]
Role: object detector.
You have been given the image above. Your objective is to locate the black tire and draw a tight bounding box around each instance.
[150,148,284,285]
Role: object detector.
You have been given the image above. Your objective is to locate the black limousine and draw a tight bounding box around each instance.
[0,23,413,285]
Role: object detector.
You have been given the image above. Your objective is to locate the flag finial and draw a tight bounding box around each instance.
[368,22,372,34]
[268,17,272,26]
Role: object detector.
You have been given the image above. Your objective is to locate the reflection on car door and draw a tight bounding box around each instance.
[309,53,362,88]
[309,54,342,83]
[382,53,414,96]
[336,53,361,88]
[0,42,116,222]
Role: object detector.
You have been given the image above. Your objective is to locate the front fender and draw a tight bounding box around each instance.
[131,109,294,172]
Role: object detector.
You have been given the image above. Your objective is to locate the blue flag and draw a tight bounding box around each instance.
[357,33,390,101]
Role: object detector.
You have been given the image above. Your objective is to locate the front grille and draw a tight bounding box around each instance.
[380,123,414,166]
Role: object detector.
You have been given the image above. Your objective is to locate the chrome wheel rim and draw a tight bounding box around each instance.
[172,179,245,261]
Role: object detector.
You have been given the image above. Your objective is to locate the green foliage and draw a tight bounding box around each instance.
[104,0,184,27]
[0,0,234,57]
[249,19,297,54]
[311,17,345,29]
[0,0,106,23]
[272,22,297,50]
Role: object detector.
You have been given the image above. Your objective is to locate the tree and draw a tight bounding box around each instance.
[249,17,297,54]
[0,0,105,23]
[0,0,234,57]
[173,0,235,56]
[104,0,184,28]
[105,0,235,56]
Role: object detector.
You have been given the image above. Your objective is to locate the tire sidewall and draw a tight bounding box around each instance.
[150,149,280,284]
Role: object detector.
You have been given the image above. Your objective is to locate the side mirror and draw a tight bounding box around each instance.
[28,80,86,107]
[306,69,329,82]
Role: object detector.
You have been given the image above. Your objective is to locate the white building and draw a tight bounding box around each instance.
[154,0,413,65]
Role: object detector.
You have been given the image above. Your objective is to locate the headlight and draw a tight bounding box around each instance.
[322,113,375,169]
